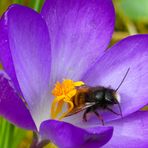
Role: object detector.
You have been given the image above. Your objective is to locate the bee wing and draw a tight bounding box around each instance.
[65,102,96,117]
[76,85,90,92]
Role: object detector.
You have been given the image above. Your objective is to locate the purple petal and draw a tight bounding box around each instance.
[82,35,148,123]
[0,5,51,126]
[0,9,21,94]
[104,111,148,147]
[40,120,113,148]
[0,70,36,130]
[41,0,115,84]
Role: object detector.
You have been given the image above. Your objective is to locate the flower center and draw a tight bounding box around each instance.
[51,79,85,120]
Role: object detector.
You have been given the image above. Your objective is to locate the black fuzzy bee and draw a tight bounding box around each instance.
[65,68,130,125]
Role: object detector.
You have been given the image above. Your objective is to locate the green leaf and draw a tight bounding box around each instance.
[29,0,44,12]
[0,117,28,148]
[11,127,27,148]
[119,0,148,22]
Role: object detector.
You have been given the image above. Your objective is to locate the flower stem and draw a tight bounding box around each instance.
[30,132,50,148]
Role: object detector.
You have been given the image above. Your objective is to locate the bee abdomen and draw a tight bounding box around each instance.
[72,92,86,107]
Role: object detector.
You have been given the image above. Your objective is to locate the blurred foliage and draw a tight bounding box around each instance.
[119,0,148,22]
[0,117,30,148]
[0,117,57,148]
[0,0,44,15]
[0,0,148,148]
[112,0,148,45]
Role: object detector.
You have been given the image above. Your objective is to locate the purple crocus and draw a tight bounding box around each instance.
[0,0,148,147]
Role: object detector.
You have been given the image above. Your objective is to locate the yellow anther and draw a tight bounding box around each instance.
[51,79,85,119]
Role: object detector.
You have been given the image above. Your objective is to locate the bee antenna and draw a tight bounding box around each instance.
[115,68,130,92]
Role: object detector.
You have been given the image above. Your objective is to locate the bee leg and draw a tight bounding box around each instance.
[106,107,121,116]
[83,108,91,122]
[93,111,104,126]
[117,103,123,118]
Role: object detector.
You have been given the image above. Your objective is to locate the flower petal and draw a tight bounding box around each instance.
[0,5,51,126]
[0,9,21,94]
[41,0,115,84]
[82,35,148,122]
[40,120,113,148]
[104,111,148,147]
[0,70,36,130]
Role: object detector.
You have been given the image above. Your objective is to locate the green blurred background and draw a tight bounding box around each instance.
[0,0,148,147]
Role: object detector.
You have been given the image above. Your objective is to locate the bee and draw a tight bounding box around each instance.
[65,68,130,125]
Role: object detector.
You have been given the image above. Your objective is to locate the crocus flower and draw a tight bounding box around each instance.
[0,0,148,147]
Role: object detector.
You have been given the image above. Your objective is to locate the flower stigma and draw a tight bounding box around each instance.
[51,79,85,120]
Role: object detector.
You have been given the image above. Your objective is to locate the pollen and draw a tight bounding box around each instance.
[51,79,85,120]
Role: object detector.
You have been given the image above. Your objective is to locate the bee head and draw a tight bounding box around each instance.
[105,89,120,104]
